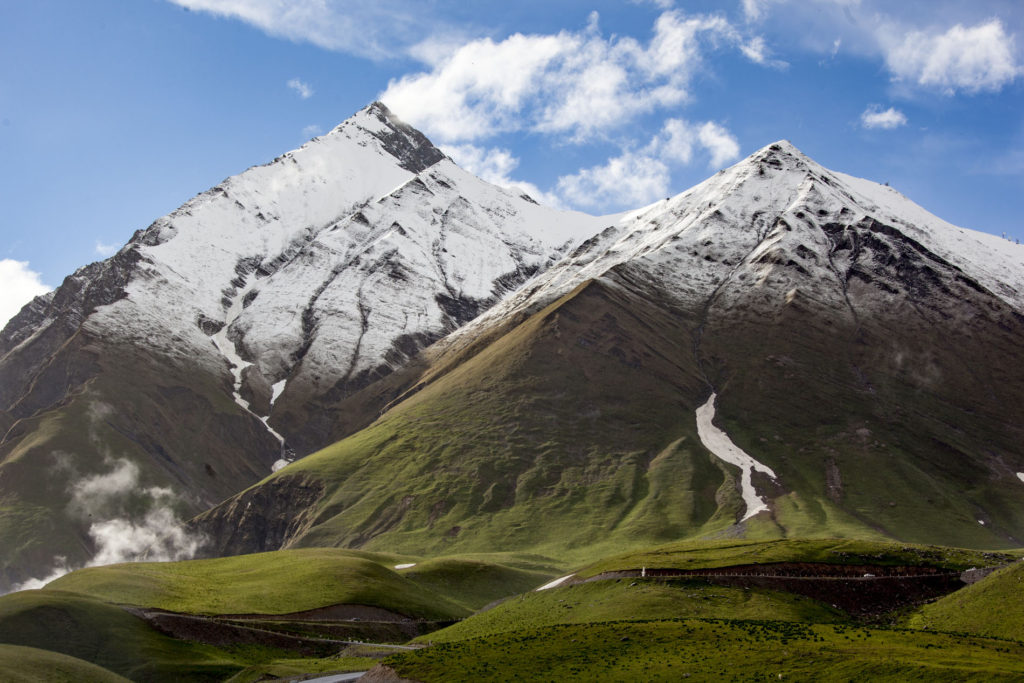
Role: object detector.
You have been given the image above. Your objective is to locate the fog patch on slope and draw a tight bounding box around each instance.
[8,458,204,592]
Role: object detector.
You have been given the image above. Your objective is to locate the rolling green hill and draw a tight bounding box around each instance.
[0,590,242,681]
[0,644,129,683]
[47,548,470,620]
[383,620,1024,681]
[907,560,1024,640]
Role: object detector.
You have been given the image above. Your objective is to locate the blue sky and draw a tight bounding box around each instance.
[1,0,1022,325]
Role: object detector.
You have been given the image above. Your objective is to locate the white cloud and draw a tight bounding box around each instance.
[885,20,1020,94]
[381,10,745,144]
[737,2,1022,94]
[287,78,314,99]
[558,151,672,209]
[94,241,119,257]
[860,105,907,129]
[557,118,741,209]
[698,121,742,167]
[646,118,696,164]
[302,123,324,138]
[742,0,769,22]
[0,259,50,329]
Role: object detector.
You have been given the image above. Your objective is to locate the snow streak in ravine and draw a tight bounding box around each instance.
[210,274,289,471]
[695,393,777,522]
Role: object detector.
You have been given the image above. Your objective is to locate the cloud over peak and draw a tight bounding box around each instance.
[381,10,749,144]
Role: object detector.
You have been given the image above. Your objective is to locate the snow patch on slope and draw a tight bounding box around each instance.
[695,393,777,522]
[537,575,574,591]
[270,379,287,406]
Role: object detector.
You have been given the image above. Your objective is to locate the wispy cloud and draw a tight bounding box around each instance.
[287,78,314,99]
[0,259,50,328]
[301,123,323,138]
[740,36,788,69]
[861,105,907,129]
[168,0,463,60]
[94,240,119,257]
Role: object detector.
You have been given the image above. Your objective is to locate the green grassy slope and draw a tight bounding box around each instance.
[908,560,1024,640]
[47,548,469,620]
[577,538,1015,577]
[197,251,1024,565]
[0,590,241,681]
[277,279,740,561]
[397,555,557,611]
[419,578,845,644]
[0,644,130,683]
[385,620,1024,681]
[199,279,896,563]
[701,244,1024,549]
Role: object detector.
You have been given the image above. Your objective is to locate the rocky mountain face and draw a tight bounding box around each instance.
[194,142,1024,561]
[0,103,607,590]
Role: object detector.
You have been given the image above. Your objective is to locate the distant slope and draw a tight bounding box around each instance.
[420,579,845,645]
[576,538,1015,577]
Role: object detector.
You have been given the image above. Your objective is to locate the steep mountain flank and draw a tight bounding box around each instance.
[196,142,1024,559]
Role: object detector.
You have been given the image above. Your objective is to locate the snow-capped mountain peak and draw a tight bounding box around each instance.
[444,139,1024,351]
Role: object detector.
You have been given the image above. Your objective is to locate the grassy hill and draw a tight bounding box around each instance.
[47,548,470,620]
[575,538,1016,577]
[0,590,242,681]
[0,644,129,683]
[383,619,1024,681]
[417,578,845,644]
[195,259,1024,569]
[197,280,891,564]
[907,560,1024,640]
